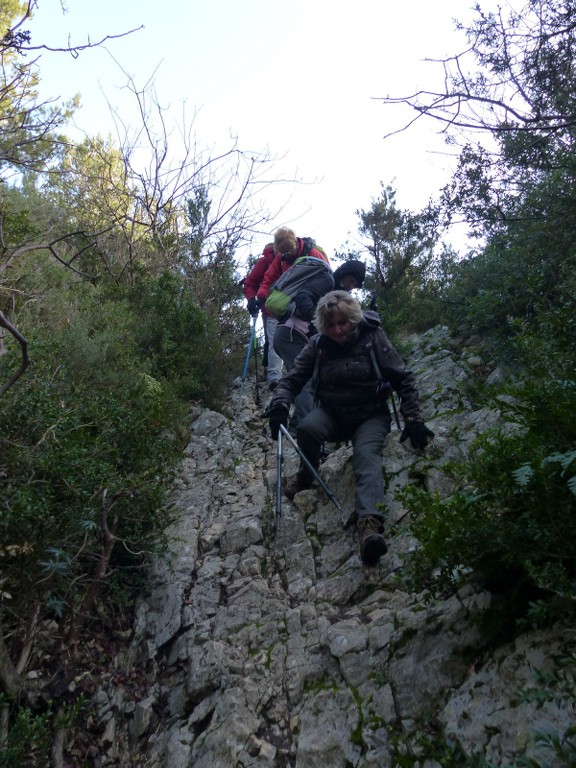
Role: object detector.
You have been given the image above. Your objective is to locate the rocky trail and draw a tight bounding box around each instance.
[91,327,572,767]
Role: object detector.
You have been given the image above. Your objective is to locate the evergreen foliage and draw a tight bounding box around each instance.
[0,277,182,620]
[2,0,576,762]
[356,183,451,333]
[387,0,576,640]
[400,375,576,632]
[0,7,255,759]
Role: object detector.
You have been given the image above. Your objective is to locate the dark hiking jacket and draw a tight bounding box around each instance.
[270,311,422,423]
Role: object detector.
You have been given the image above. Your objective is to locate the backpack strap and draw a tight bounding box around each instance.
[311,344,323,403]
[362,334,385,385]
[362,334,401,429]
[312,333,386,397]
[301,237,316,256]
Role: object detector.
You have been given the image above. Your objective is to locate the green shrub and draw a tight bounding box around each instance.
[400,374,576,631]
[0,698,53,767]
[0,695,86,768]
[0,259,242,762]
[128,271,239,406]
[0,290,186,648]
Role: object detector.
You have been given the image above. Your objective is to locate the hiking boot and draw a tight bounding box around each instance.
[357,515,387,566]
[282,473,313,501]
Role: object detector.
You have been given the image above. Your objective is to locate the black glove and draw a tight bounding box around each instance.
[268,403,289,441]
[400,421,435,450]
[247,297,261,317]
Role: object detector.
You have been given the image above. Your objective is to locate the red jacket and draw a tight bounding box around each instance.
[243,244,276,317]
[256,238,330,302]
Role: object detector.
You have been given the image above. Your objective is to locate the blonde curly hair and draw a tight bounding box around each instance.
[314,290,363,335]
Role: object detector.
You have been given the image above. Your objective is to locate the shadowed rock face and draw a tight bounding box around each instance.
[96,326,572,767]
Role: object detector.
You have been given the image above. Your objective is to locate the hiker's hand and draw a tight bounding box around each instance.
[400,421,434,450]
[268,403,289,441]
[247,298,261,317]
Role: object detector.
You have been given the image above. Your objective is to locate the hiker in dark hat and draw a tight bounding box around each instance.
[267,290,433,567]
[333,260,366,292]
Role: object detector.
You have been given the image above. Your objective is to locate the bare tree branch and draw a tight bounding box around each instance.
[375,3,576,140]
[0,615,19,696]
[2,1,142,58]
[0,309,30,395]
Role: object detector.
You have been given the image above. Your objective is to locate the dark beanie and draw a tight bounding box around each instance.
[333,260,366,287]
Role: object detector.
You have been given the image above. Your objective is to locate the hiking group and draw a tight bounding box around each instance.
[243,227,433,566]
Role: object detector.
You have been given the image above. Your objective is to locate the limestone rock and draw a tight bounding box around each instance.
[92,326,571,768]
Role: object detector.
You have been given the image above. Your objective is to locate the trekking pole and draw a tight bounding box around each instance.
[279,424,345,515]
[253,322,261,407]
[276,428,283,529]
[234,314,258,423]
[390,393,401,430]
[243,314,258,380]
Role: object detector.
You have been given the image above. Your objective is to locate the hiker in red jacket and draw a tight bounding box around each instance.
[255,227,330,305]
[243,243,284,390]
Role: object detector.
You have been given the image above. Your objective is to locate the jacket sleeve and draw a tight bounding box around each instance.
[293,271,334,321]
[256,255,284,301]
[243,257,271,299]
[374,330,422,422]
[269,337,318,407]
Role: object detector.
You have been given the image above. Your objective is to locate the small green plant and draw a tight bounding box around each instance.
[0,702,53,767]
[0,696,85,768]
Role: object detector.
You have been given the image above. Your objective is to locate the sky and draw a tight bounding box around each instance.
[29,0,494,265]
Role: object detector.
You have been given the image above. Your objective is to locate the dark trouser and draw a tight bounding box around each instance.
[274,324,313,428]
[296,406,391,519]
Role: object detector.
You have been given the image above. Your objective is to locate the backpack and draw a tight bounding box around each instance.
[300,236,328,260]
[265,255,333,319]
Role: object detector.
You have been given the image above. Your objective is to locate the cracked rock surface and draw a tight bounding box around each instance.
[97,327,573,767]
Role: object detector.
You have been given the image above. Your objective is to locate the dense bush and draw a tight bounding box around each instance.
[128,270,235,406]
[400,367,576,633]
[0,241,253,660]
[0,288,187,641]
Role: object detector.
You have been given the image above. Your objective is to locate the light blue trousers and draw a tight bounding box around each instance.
[265,316,283,382]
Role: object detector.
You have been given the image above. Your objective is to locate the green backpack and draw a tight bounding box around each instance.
[265,255,333,319]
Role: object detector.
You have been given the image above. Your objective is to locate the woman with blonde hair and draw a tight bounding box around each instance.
[267,290,433,566]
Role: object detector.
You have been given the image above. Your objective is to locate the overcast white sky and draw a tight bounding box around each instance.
[30,0,496,263]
